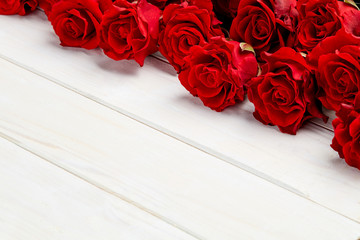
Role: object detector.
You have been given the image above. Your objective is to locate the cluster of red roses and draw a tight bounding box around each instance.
[1,0,360,170]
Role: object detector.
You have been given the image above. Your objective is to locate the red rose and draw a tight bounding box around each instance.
[295,0,342,52]
[0,0,22,15]
[339,1,360,38]
[99,0,161,66]
[211,0,239,18]
[38,0,59,15]
[331,100,360,170]
[158,1,223,72]
[179,37,258,112]
[49,0,112,50]
[211,0,239,29]
[135,0,214,10]
[177,0,214,12]
[0,0,38,15]
[128,0,167,9]
[248,47,327,135]
[230,0,298,54]
[147,0,167,9]
[308,30,360,111]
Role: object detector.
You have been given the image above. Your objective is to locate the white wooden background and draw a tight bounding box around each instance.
[0,10,360,240]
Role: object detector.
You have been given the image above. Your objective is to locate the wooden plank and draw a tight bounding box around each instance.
[0,53,359,239]
[0,11,359,224]
[2,11,359,224]
[0,138,197,240]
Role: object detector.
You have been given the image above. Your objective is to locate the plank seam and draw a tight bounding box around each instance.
[0,132,204,240]
[0,54,358,226]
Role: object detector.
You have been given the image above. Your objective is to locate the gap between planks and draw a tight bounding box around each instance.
[0,50,358,228]
[0,11,358,226]
[0,54,307,197]
[0,128,205,240]
[4,55,358,239]
[0,56,319,203]
[0,135,199,240]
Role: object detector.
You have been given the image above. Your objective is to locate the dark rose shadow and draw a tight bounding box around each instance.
[95,53,140,76]
[176,93,254,120]
[146,54,177,77]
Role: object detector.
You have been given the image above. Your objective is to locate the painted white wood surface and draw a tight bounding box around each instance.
[0,137,196,240]
[0,11,359,224]
[0,57,359,239]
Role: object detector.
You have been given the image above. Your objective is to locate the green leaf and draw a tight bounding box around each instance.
[344,0,360,10]
[257,64,262,76]
[239,42,256,55]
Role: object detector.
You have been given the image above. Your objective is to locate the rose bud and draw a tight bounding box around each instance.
[49,0,112,50]
[331,99,360,171]
[230,0,298,55]
[179,37,258,112]
[308,30,360,111]
[0,0,38,15]
[248,47,327,135]
[99,0,161,66]
[158,1,223,72]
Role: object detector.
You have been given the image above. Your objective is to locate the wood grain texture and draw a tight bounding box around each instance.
[0,137,197,240]
[0,12,359,223]
[0,53,359,239]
